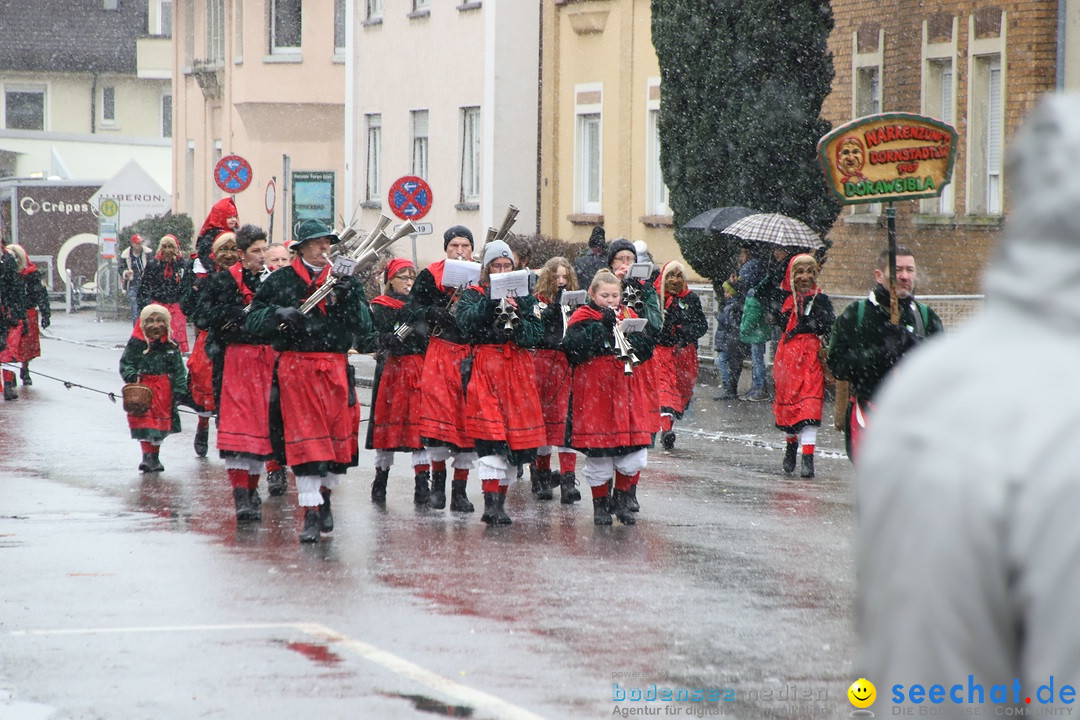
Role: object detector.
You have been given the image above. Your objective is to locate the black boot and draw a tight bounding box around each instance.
[536,468,554,501]
[299,508,320,543]
[233,487,260,523]
[783,441,798,474]
[194,426,209,457]
[249,487,262,508]
[413,469,431,505]
[626,483,640,512]
[449,479,474,512]
[371,468,389,504]
[267,468,288,496]
[20,367,32,386]
[612,489,636,525]
[480,491,498,525]
[318,488,333,532]
[3,381,18,401]
[139,453,154,473]
[800,453,815,479]
[427,469,446,509]
[149,452,164,472]
[661,430,676,450]
[492,492,512,525]
[560,471,581,504]
[529,463,540,494]
[592,495,613,526]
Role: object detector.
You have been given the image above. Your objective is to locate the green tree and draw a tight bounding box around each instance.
[652,0,841,287]
[118,212,195,257]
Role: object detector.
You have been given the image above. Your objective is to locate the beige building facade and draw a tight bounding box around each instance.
[348,1,539,268]
[173,0,346,246]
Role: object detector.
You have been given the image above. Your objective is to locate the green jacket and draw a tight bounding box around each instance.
[827,286,944,402]
[455,286,544,348]
[119,336,187,439]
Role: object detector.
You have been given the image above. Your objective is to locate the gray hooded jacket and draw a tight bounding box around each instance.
[856,95,1080,716]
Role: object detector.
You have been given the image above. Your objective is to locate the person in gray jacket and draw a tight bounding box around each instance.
[856,95,1080,717]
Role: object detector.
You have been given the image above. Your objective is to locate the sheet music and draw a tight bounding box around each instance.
[490,269,531,299]
[560,290,587,307]
[619,318,647,334]
[628,263,652,279]
[442,259,481,288]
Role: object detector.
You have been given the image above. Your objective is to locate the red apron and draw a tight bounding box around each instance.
[373,353,426,450]
[635,356,662,433]
[0,321,21,362]
[217,343,276,457]
[772,332,824,429]
[417,336,475,449]
[654,343,698,417]
[531,348,572,446]
[14,308,41,362]
[127,373,174,434]
[569,354,655,450]
[276,352,356,467]
[186,330,215,411]
[160,302,189,353]
[464,343,545,450]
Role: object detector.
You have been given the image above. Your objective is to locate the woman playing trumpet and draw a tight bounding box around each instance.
[562,270,655,526]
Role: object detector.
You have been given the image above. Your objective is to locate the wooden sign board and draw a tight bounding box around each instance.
[818,113,958,205]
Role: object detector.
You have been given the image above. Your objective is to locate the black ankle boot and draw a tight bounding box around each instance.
[560,471,581,504]
[480,491,498,525]
[661,430,676,450]
[194,426,209,457]
[139,452,154,472]
[249,487,262,508]
[427,469,446,509]
[529,463,540,494]
[20,367,31,386]
[449,479,474,512]
[299,508,320,543]
[626,483,640,512]
[492,492,512,525]
[267,468,288,496]
[413,470,431,505]
[612,489,636,525]
[536,468,554,500]
[318,488,333,531]
[783,441,798,474]
[149,453,164,472]
[233,486,260,523]
[3,381,18,401]
[592,496,613,525]
[371,468,389,504]
[800,453,815,478]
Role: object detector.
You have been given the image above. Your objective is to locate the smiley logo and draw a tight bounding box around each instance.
[848,678,876,708]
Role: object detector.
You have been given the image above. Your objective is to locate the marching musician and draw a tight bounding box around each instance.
[365,259,431,503]
[246,219,374,544]
[405,226,480,513]
[530,257,582,504]
[257,240,292,494]
[455,240,545,525]
[195,224,275,523]
[562,270,655,525]
[652,261,708,451]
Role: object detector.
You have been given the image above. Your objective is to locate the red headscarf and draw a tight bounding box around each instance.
[155,235,181,279]
[383,258,414,286]
[780,253,821,333]
[199,197,238,236]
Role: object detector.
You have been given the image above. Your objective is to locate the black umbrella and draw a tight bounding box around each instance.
[682,206,757,232]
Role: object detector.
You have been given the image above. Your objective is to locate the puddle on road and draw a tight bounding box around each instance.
[385,693,474,717]
[283,641,343,665]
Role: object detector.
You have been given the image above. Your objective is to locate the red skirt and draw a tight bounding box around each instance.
[186,330,215,412]
[161,302,189,353]
[373,353,425,450]
[532,348,572,446]
[417,336,474,449]
[277,352,355,467]
[217,343,276,457]
[772,333,825,429]
[569,355,655,450]
[127,373,174,435]
[16,309,41,362]
[464,343,545,450]
[654,344,698,417]
[635,356,662,433]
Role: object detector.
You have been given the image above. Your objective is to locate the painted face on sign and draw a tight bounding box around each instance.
[837,137,866,181]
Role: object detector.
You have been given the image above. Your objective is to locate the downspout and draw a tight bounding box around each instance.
[90,72,98,133]
[535,0,543,235]
[1059,0,1067,89]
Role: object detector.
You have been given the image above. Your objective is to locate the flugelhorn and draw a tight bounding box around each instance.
[622,284,645,314]
[612,322,640,376]
[495,297,521,333]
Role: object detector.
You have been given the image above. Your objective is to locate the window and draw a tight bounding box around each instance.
[334,0,346,51]
[102,86,116,124]
[366,0,383,21]
[970,55,1004,214]
[271,0,302,52]
[413,0,430,10]
[646,80,669,216]
[574,84,603,214]
[852,27,883,217]
[207,0,225,63]
[460,107,481,203]
[412,110,429,179]
[154,0,173,36]
[104,0,118,9]
[161,93,173,138]
[922,58,955,214]
[855,67,881,117]
[366,113,382,202]
[5,87,45,130]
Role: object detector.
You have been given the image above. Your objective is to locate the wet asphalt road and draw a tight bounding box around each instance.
[0,316,857,719]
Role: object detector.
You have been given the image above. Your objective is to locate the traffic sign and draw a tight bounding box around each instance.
[265,179,276,214]
[393,222,433,236]
[214,154,253,193]
[388,175,433,221]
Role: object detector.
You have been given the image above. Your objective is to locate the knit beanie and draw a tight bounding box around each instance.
[481,240,513,268]
[606,238,637,268]
[443,225,474,250]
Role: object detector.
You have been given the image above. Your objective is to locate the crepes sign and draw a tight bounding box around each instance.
[818,112,958,205]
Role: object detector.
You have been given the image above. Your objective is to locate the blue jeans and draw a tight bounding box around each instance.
[749,342,766,392]
[714,351,734,388]
[127,287,139,325]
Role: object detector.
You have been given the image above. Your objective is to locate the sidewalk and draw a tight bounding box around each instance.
[40,311,847,458]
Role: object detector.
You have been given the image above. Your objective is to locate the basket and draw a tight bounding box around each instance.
[122,383,153,416]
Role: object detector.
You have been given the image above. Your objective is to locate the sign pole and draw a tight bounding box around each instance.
[886,202,898,325]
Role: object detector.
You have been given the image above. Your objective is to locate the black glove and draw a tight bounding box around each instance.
[600,307,617,329]
[376,333,403,352]
[427,306,454,326]
[225,306,246,324]
[40,315,50,329]
[883,323,919,361]
[274,306,305,334]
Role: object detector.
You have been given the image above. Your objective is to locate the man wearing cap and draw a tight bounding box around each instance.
[403,225,479,513]
[246,218,374,543]
[574,226,608,289]
[120,234,152,325]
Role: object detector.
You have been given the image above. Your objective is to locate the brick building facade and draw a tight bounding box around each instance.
[820,2,1058,295]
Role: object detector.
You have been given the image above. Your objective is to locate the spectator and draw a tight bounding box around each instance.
[735,243,771,401]
[713,281,746,400]
[120,234,152,325]
[573,226,608,288]
[826,245,944,461]
[855,95,1076,712]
